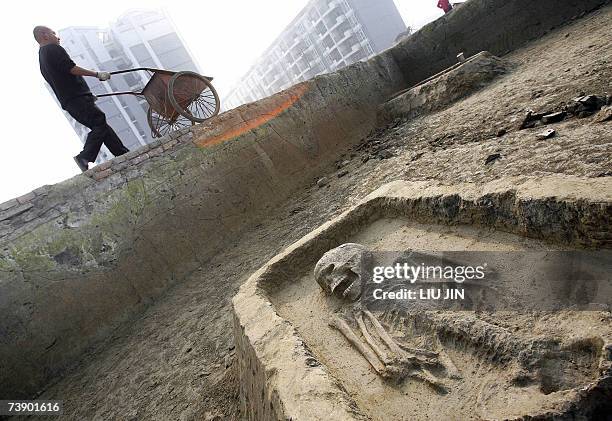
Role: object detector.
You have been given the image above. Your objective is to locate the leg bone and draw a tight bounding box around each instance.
[355,311,390,363]
[364,311,439,363]
[329,316,385,374]
[408,369,448,394]
[363,310,405,355]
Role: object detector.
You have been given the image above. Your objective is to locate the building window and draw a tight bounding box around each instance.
[149,33,183,53]
[130,43,151,63]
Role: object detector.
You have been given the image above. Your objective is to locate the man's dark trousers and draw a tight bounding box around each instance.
[64,95,129,162]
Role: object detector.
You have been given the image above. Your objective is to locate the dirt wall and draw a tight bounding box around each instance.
[390,0,609,86]
[0,54,403,399]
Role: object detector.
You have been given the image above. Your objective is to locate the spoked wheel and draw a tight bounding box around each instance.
[168,71,220,123]
[147,107,194,138]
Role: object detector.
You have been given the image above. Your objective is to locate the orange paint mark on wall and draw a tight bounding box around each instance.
[195,83,309,148]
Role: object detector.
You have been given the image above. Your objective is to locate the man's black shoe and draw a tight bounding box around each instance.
[73,156,89,172]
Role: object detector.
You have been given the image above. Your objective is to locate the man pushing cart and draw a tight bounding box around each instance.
[34,25,220,172]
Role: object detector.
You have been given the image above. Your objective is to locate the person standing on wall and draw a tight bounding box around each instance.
[34,26,130,172]
[437,0,453,14]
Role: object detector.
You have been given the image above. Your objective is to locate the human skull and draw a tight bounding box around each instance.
[314,243,369,302]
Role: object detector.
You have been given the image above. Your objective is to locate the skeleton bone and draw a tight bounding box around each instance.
[314,243,368,302]
[410,370,447,391]
[333,310,450,391]
[355,311,390,363]
[364,310,406,356]
[434,333,462,379]
[317,244,455,392]
[329,315,385,374]
[363,310,444,370]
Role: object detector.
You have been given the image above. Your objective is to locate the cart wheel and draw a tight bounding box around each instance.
[147,107,194,138]
[168,71,220,123]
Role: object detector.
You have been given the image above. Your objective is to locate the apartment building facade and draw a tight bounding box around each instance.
[223,0,405,109]
[55,9,200,162]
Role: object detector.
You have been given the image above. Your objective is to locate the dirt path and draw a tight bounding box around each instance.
[29,5,611,420]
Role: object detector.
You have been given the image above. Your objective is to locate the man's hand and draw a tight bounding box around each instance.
[96,72,111,81]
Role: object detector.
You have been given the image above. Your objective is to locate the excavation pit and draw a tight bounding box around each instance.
[378,51,511,125]
[233,176,612,420]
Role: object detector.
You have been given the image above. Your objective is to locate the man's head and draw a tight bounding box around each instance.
[33,26,60,46]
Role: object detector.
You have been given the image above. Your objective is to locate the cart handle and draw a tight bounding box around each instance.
[96,91,142,98]
[109,67,173,76]
[108,67,214,81]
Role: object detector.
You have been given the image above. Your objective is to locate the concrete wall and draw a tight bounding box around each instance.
[0,52,403,399]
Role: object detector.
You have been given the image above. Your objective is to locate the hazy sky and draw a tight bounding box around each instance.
[0,1,442,203]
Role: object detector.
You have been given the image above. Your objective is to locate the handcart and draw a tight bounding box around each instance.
[97,68,220,138]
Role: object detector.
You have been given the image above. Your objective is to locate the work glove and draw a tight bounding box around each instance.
[96,71,111,81]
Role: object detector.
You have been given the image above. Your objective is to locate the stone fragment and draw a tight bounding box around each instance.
[574,95,598,107]
[541,111,566,124]
[519,108,551,129]
[113,154,128,164]
[0,203,33,222]
[95,160,113,172]
[567,95,607,117]
[592,106,612,123]
[536,129,556,140]
[316,177,329,188]
[147,139,162,149]
[16,192,36,204]
[564,101,581,115]
[411,152,425,161]
[0,199,19,211]
[148,147,164,158]
[377,150,393,159]
[337,170,349,178]
[131,153,150,165]
[162,140,179,151]
[484,153,501,165]
[93,169,113,181]
[112,162,130,172]
[32,185,52,197]
[120,149,143,161]
[496,128,507,137]
[519,110,538,129]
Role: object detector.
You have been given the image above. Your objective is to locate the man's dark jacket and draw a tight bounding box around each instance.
[39,44,91,109]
